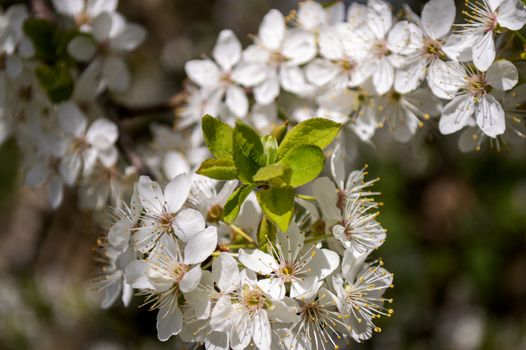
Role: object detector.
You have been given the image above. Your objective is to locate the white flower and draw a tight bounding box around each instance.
[244,9,317,104]
[93,242,134,309]
[438,60,518,137]
[349,0,403,94]
[448,0,526,71]
[126,234,205,341]
[209,269,297,350]
[133,174,218,261]
[332,251,393,342]
[391,0,459,97]
[58,102,118,185]
[376,88,442,142]
[305,24,371,90]
[239,223,340,300]
[280,287,349,350]
[185,30,266,117]
[52,0,118,29]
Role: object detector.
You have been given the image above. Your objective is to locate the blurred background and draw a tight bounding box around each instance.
[1,0,526,349]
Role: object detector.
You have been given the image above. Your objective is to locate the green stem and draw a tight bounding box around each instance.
[304,234,333,244]
[295,193,317,201]
[513,31,526,45]
[229,224,256,245]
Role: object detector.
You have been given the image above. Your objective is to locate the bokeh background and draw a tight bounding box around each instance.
[1,0,526,349]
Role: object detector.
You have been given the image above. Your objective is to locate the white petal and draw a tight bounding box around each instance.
[258,278,286,299]
[254,70,280,105]
[213,29,241,71]
[330,142,345,190]
[185,59,220,88]
[305,59,340,87]
[318,26,344,60]
[108,217,132,250]
[439,95,475,135]
[184,226,218,265]
[372,58,394,94]
[185,288,211,319]
[210,295,233,332]
[487,0,505,11]
[92,12,113,43]
[279,65,315,97]
[86,0,118,17]
[138,176,164,213]
[52,0,82,16]
[421,0,456,39]
[290,276,322,299]
[268,299,299,323]
[68,35,96,62]
[212,253,240,293]
[311,177,341,223]
[86,118,118,149]
[125,260,154,289]
[157,306,183,341]
[58,102,87,136]
[259,9,285,50]
[238,249,278,275]
[472,31,495,72]
[164,173,191,213]
[232,62,267,87]
[102,56,130,92]
[173,208,206,242]
[60,154,82,186]
[475,94,505,137]
[252,310,272,350]
[48,175,63,209]
[226,85,248,117]
[179,265,203,293]
[394,58,427,94]
[497,0,526,30]
[427,59,465,99]
[486,60,518,91]
[281,30,316,65]
[110,23,147,52]
[308,248,340,279]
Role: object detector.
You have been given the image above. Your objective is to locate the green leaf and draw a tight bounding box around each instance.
[253,163,291,187]
[23,18,57,62]
[202,115,234,158]
[196,158,237,180]
[278,144,325,188]
[256,186,294,232]
[277,118,341,159]
[261,135,278,165]
[233,121,264,183]
[223,184,257,223]
[35,62,74,103]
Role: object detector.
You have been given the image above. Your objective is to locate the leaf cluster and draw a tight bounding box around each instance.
[197,115,341,232]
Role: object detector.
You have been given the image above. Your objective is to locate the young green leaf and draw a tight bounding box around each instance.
[23,19,57,62]
[196,158,237,180]
[223,184,257,223]
[271,121,288,145]
[253,163,291,187]
[261,135,278,165]
[278,144,325,187]
[233,121,264,183]
[258,216,277,253]
[277,118,341,158]
[256,186,294,232]
[202,115,234,158]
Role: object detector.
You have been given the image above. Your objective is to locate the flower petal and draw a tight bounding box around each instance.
[238,249,278,275]
[213,29,241,71]
[475,94,505,138]
[486,60,518,91]
[157,306,183,341]
[184,226,218,265]
[179,265,202,293]
[259,9,285,50]
[421,0,456,39]
[184,59,220,88]
[439,95,475,135]
[173,208,206,242]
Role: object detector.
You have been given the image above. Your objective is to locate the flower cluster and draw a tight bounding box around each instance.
[180,0,526,149]
[0,1,145,209]
[94,127,393,349]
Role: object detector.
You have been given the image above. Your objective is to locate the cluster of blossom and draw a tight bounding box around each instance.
[94,137,393,350]
[180,0,526,150]
[0,1,145,210]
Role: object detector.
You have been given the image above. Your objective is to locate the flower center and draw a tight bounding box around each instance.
[270,51,286,65]
[423,37,445,59]
[206,204,223,223]
[75,12,91,27]
[159,212,175,229]
[339,58,356,72]
[277,263,296,282]
[172,263,187,282]
[466,73,489,99]
[372,40,389,58]
[71,137,89,153]
[242,286,268,312]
